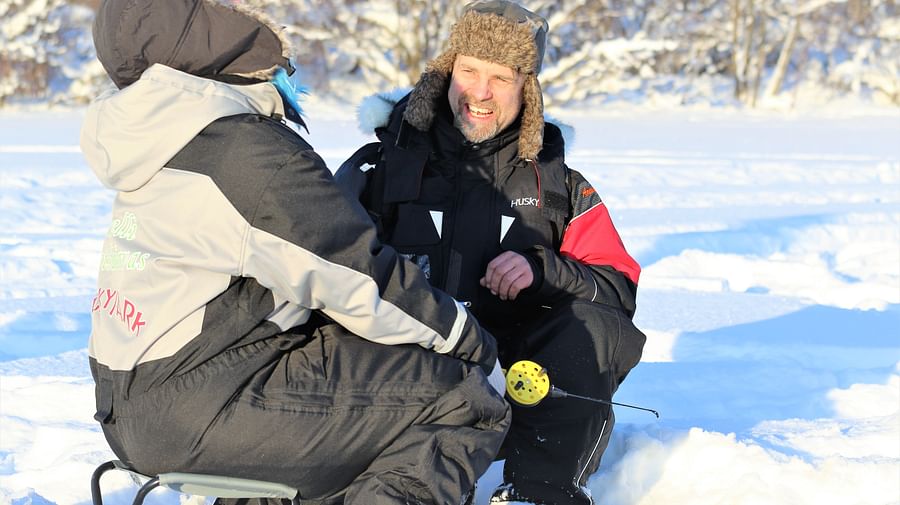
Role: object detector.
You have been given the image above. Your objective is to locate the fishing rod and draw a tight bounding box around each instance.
[504,360,659,418]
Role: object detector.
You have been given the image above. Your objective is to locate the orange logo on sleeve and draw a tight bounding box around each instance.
[581,187,596,197]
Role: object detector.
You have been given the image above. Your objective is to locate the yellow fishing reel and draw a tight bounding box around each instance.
[502,359,660,417]
[504,360,551,407]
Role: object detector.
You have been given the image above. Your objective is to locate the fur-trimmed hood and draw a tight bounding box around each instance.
[356,88,574,153]
[93,0,294,89]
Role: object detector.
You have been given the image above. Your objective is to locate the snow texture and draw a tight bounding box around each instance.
[1,96,898,505]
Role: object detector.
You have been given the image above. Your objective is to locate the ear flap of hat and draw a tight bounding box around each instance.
[403,50,456,131]
[518,73,544,161]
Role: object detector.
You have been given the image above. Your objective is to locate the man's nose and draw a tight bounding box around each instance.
[469,77,493,101]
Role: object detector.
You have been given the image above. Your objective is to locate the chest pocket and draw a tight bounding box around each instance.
[389,203,444,247]
[498,168,570,252]
[498,206,564,253]
[388,203,446,285]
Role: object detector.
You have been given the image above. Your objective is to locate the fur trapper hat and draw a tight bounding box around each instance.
[93,0,293,89]
[404,0,549,160]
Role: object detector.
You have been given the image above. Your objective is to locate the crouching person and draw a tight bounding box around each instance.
[337,2,647,503]
[80,1,510,504]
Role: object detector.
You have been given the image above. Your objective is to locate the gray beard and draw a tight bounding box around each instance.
[454,113,501,144]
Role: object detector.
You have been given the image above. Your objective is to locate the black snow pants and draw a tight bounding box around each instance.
[95,320,511,505]
[493,298,646,505]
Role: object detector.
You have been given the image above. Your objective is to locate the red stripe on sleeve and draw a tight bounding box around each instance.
[560,203,641,285]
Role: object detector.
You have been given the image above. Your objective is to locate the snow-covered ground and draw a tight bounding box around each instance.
[1,101,898,505]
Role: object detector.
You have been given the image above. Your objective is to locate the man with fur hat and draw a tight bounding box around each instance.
[81,0,511,503]
[337,1,646,503]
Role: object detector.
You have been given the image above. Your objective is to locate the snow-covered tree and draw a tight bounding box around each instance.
[0,0,103,104]
[0,0,896,108]
[241,0,463,99]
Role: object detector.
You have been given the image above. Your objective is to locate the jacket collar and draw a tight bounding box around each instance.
[430,99,523,166]
[360,89,573,158]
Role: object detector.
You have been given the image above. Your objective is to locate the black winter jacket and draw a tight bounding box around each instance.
[340,96,640,334]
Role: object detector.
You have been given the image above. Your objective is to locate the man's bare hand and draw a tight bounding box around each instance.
[480,251,534,301]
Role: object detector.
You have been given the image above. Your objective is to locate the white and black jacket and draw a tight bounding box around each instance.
[81,64,497,399]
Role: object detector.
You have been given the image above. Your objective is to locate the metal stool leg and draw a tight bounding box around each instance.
[132,477,162,505]
[91,461,118,505]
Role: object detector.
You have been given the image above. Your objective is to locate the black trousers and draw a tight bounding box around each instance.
[494,299,646,505]
[98,322,510,505]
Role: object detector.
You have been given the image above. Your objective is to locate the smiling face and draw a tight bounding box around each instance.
[447,55,526,144]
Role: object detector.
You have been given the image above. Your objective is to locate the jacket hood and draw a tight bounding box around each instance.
[93,0,293,89]
[80,64,285,192]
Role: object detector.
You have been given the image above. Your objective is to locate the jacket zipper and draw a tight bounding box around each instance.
[442,149,465,295]
[530,159,543,208]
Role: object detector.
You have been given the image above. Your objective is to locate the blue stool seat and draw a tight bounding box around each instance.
[90,460,301,505]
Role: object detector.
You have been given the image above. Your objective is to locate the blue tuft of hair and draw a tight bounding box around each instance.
[272,67,308,125]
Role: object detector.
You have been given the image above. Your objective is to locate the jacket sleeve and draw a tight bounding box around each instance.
[521,168,640,317]
[241,144,497,372]
[333,142,380,201]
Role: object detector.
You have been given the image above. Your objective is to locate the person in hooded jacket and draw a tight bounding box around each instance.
[337,2,647,504]
[80,0,510,503]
